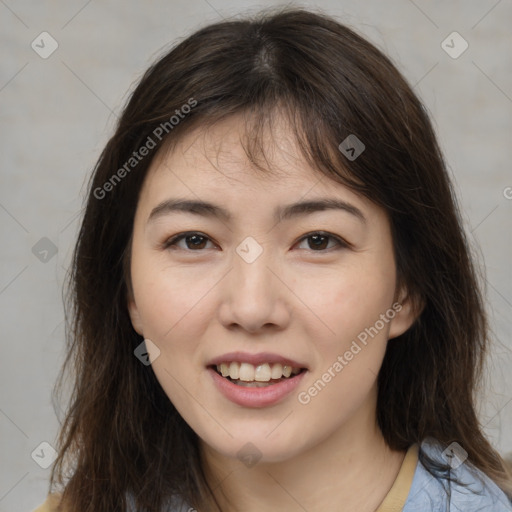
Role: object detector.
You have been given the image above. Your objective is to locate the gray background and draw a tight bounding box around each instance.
[1,1,511,510]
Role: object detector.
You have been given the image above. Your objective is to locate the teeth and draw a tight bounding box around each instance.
[219,363,229,377]
[235,380,273,388]
[215,361,303,381]
[271,363,283,379]
[239,363,254,381]
[254,363,271,382]
[229,361,239,379]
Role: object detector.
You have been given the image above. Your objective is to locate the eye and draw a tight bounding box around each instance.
[295,232,348,252]
[163,232,216,251]
[162,231,349,253]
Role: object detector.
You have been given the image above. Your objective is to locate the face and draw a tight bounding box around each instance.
[128,114,416,465]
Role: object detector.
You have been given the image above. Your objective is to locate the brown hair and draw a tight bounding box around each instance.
[49,7,512,511]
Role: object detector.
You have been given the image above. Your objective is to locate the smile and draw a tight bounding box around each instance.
[208,365,307,407]
[214,361,304,385]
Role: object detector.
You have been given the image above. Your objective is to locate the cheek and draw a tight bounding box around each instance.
[292,260,396,349]
[134,267,207,407]
[294,267,394,426]
[131,261,221,412]
[132,258,220,341]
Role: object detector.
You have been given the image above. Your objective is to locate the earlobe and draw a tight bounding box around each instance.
[127,299,144,336]
[388,290,423,340]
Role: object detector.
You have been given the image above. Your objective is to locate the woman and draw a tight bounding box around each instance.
[35,7,512,511]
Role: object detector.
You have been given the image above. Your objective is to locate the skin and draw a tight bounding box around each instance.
[128,113,418,511]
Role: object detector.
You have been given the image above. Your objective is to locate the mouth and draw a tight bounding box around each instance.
[209,361,307,388]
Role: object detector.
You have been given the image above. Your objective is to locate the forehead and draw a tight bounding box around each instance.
[141,113,361,207]
[152,113,316,185]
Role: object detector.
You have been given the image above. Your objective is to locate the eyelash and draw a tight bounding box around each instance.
[161,231,350,253]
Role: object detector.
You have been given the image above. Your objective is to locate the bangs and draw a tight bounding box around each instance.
[154,96,364,194]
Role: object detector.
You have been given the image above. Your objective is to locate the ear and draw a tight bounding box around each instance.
[388,287,423,340]
[127,296,144,336]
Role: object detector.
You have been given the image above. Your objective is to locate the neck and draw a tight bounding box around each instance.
[199,387,407,512]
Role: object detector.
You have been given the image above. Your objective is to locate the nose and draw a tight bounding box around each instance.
[217,247,292,334]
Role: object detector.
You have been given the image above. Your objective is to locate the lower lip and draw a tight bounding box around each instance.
[208,367,307,408]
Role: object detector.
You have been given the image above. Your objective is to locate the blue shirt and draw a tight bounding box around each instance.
[164,437,512,511]
[403,437,512,511]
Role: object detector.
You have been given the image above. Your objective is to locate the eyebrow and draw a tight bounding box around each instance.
[147,197,366,225]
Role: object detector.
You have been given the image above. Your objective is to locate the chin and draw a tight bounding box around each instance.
[200,428,307,466]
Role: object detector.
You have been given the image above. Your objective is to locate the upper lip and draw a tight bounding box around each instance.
[207,351,308,369]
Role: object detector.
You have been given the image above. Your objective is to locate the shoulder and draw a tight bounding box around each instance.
[32,493,62,512]
[34,492,191,512]
[403,437,512,511]
[34,492,190,512]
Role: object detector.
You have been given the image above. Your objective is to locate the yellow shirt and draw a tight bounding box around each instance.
[376,443,419,511]
[32,443,419,512]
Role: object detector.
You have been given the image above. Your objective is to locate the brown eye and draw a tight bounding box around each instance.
[296,232,346,251]
[184,234,208,249]
[164,232,215,251]
[307,234,330,250]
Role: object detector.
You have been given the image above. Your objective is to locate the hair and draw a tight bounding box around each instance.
[49,6,512,511]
